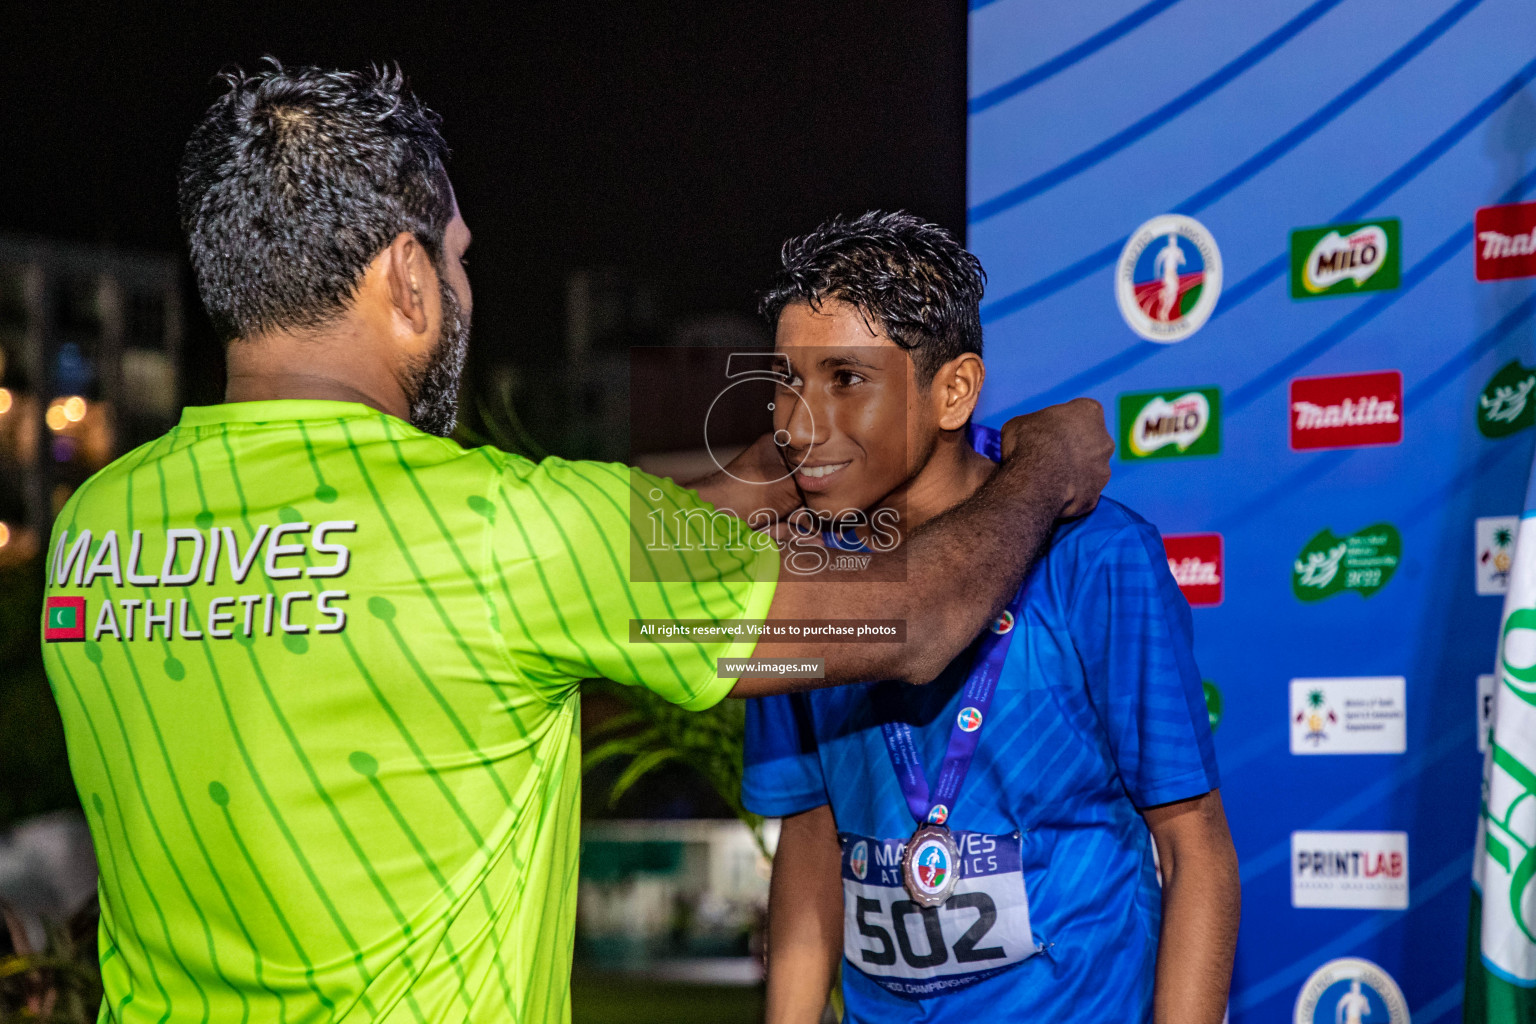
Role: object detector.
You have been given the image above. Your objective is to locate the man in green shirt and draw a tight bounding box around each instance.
[40,62,1112,1023]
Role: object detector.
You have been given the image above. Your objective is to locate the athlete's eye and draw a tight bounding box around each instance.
[833,370,866,388]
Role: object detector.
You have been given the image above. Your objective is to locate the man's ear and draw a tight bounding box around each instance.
[932,353,986,431]
[381,231,435,336]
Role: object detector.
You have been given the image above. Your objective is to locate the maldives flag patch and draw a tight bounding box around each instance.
[44,596,87,641]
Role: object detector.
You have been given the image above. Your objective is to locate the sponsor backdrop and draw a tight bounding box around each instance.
[967,1,1536,1021]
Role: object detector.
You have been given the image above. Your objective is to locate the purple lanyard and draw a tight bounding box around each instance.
[877,588,1026,826]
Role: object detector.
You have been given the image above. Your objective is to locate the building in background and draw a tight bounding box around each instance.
[0,236,181,565]
[480,266,768,465]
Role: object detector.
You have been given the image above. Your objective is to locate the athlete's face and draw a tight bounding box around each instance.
[772,300,935,518]
[402,198,473,438]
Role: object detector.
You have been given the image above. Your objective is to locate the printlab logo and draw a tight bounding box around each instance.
[1115,214,1222,343]
[1289,371,1402,450]
[1289,677,1407,755]
[1476,516,1519,596]
[1290,218,1400,299]
[1293,957,1409,1024]
[1291,831,1408,910]
[1164,533,1223,607]
[1476,199,1536,281]
[1478,359,1536,438]
[1292,524,1400,601]
[1117,387,1221,460]
[43,596,87,642]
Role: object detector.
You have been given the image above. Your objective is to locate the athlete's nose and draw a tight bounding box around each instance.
[777,383,829,458]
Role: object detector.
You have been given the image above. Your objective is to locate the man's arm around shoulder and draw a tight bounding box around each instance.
[721,399,1114,697]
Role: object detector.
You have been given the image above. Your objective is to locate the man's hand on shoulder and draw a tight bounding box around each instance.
[999,397,1114,517]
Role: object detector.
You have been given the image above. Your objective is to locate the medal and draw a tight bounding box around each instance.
[877,586,1027,909]
[901,823,962,906]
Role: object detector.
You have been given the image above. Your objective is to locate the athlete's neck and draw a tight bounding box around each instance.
[222,325,411,421]
[876,428,998,534]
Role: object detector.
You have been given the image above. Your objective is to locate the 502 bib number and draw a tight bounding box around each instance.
[854,890,1005,969]
[840,831,1037,998]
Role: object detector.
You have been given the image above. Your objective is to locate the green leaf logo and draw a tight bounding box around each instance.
[1478,360,1536,439]
[1202,680,1223,732]
[1293,524,1401,601]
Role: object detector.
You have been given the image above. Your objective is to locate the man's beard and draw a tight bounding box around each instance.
[403,276,471,438]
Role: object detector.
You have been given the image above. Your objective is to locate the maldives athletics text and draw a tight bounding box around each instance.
[43,521,355,643]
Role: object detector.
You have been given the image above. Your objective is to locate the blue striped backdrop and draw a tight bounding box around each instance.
[968,1,1536,1019]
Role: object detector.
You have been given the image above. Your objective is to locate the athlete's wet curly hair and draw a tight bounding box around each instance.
[759,211,986,384]
[178,58,453,343]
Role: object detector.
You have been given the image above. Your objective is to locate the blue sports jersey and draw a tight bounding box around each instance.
[743,431,1219,1022]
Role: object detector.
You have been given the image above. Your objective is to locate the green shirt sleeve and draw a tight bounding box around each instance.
[492,456,780,708]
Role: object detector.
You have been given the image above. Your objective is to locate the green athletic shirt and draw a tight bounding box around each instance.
[38,399,780,1024]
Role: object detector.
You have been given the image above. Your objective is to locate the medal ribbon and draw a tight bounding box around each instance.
[879,421,1015,827]
[877,585,1026,826]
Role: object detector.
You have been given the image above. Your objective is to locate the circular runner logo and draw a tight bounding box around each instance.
[926,804,949,825]
[990,610,1015,635]
[1116,214,1222,343]
[911,836,953,896]
[957,707,983,733]
[1294,957,1408,1024]
[849,840,869,881]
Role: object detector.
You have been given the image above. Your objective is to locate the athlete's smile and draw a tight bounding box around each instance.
[794,459,852,492]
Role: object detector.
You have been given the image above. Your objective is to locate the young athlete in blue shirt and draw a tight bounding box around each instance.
[743,212,1240,1023]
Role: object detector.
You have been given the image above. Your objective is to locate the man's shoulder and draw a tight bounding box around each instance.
[1044,496,1159,567]
[60,435,178,517]
[495,455,654,512]
[1017,497,1169,626]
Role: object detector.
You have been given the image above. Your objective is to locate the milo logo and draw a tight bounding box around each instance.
[1293,524,1401,601]
[1117,387,1221,460]
[1290,218,1401,299]
[1478,359,1536,438]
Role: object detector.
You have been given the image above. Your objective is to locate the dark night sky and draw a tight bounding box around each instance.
[0,2,965,401]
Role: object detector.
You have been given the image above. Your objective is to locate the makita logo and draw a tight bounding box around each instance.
[1170,557,1220,587]
[1475,201,1536,281]
[1479,230,1536,260]
[1292,396,1399,430]
[1163,533,1222,606]
[1289,371,1403,449]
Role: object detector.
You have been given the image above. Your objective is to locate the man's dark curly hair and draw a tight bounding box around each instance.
[178,59,453,343]
[759,211,986,384]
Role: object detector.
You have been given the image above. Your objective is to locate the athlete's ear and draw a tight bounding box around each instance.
[932,353,986,432]
[380,231,436,337]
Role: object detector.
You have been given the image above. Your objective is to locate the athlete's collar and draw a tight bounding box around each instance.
[966,421,1002,463]
[179,399,396,427]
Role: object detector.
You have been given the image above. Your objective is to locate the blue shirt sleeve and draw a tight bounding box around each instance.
[742,693,829,817]
[1068,519,1220,808]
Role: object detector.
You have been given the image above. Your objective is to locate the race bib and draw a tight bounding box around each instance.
[840,830,1037,998]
